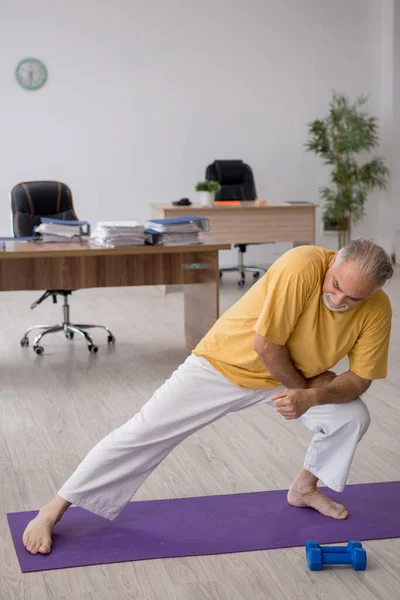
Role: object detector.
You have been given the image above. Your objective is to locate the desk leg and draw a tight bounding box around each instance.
[183,250,220,350]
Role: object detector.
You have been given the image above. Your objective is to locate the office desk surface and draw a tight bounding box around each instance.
[150,202,317,244]
[0,240,228,258]
[0,240,230,350]
[151,201,316,211]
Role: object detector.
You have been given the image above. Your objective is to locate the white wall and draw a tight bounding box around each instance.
[0,0,390,265]
[391,0,400,256]
[373,0,394,255]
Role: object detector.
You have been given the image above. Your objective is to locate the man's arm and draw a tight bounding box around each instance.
[313,371,371,405]
[253,333,308,389]
[272,371,371,420]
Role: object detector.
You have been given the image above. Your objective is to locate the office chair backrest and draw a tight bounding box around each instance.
[11,181,78,237]
[205,160,257,201]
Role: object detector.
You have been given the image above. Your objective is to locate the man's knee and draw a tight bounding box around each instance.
[337,398,371,436]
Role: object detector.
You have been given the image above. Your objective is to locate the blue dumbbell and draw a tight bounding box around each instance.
[306,540,367,571]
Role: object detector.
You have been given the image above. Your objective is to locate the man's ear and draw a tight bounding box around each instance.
[328,251,338,268]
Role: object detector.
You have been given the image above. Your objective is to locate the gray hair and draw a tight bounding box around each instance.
[335,238,393,288]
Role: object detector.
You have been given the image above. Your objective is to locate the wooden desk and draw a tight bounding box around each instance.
[150,202,316,245]
[0,241,230,350]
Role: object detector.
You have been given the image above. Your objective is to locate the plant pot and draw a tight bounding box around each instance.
[196,191,215,206]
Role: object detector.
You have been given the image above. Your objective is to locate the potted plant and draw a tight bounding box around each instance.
[306,92,389,248]
[195,180,221,206]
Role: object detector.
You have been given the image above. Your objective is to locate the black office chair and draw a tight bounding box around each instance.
[11,181,115,354]
[205,160,267,286]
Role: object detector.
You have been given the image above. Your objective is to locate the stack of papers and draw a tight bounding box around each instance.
[145,216,209,246]
[91,221,146,247]
[34,219,89,243]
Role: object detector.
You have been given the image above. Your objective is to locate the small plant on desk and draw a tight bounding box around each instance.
[195,180,221,207]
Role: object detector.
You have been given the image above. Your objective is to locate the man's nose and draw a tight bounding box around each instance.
[333,292,346,306]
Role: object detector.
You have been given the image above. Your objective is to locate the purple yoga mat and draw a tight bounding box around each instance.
[7,481,400,573]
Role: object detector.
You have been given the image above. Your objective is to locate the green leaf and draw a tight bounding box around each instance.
[195,180,221,193]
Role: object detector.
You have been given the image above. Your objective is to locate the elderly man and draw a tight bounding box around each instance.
[23,238,393,554]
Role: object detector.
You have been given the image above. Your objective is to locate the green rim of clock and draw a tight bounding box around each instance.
[15,57,47,90]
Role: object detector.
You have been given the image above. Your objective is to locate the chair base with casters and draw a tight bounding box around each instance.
[219,244,267,287]
[20,291,116,355]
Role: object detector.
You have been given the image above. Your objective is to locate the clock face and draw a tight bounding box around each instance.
[15,58,47,90]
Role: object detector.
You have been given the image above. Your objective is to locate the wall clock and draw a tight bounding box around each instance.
[15,58,47,90]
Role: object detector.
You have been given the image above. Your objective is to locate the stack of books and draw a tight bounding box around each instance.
[34,218,89,242]
[91,221,146,247]
[145,216,209,246]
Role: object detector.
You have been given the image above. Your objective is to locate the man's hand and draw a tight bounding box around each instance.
[271,388,317,420]
[307,371,337,389]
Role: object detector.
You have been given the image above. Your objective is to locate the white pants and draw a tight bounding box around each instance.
[58,355,371,520]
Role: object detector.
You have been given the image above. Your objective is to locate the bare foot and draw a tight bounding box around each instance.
[23,496,71,555]
[23,511,55,554]
[287,485,349,519]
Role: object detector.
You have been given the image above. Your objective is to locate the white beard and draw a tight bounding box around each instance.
[322,293,350,312]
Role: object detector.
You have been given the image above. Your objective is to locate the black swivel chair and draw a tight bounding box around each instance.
[205,160,267,286]
[11,181,115,354]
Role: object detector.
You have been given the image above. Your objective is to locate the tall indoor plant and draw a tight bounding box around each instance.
[306,92,389,248]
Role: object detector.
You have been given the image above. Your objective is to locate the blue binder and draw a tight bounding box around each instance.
[38,217,90,235]
[146,216,209,232]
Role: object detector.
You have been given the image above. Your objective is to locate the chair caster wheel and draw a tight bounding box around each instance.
[20,337,29,347]
[238,279,245,287]
[34,346,44,355]
[253,272,260,280]
[65,331,74,340]
[107,335,116,344]
[88,344,99,354]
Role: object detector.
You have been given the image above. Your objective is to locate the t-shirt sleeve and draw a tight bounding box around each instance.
[253,260,314,345]
[348,299,392,380]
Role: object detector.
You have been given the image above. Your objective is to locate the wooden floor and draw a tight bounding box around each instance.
[1,270,400,600]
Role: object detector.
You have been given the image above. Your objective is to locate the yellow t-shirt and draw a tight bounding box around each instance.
[193,245,392,389]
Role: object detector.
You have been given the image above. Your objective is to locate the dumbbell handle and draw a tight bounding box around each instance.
[322,552,352,565]
[321,546,351,554]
